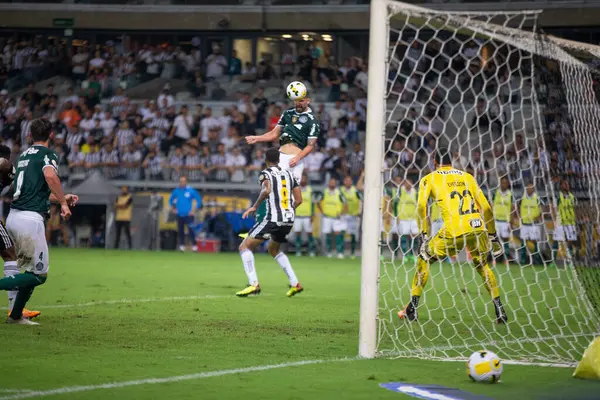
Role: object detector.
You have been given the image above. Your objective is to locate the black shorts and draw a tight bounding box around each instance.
[248,220,293,243]
[0,220,13,251]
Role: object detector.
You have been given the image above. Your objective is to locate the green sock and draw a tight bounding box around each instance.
[400,236,409,255]
[391,236,399,256]
[350,235,357,255]
[411,236,419,256]
[326,234,333,253]
[0,271,46,291]
[2,272,47,320]
[295,235,303,253]
[520,241,528,264]
[10,287,35,320]
[307,235,315,253]
[336,232,345,254]
[503,242,510,261]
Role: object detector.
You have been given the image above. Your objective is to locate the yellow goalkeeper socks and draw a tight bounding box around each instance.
[410,257,430,297]
[476,263,500,299]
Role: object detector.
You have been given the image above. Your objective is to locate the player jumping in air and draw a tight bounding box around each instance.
[245,89,318,182]
[0,118,78,325]
[398,150,508,324]
[0,145,41,320]
[236,148,304,298]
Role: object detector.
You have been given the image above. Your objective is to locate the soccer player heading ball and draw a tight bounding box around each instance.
[245,81,318,183]
[398,149,508,324]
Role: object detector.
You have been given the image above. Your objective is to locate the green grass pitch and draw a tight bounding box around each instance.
[0,249,599,399]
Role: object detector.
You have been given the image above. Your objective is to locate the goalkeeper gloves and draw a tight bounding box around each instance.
[419,233,432,261]
[489,233,503,257]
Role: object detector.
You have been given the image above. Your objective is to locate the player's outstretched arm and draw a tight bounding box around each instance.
[242,179,271,219]
[246,125,282,145]
[416,175,432,235]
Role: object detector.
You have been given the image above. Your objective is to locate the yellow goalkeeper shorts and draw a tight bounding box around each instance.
[427,230,490,259]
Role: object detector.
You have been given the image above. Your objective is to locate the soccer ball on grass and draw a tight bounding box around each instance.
[286,81,307,100]
[467,350,503,383]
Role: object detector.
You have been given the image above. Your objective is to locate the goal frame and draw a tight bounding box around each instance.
[359,0,387,359]
[358,0,600,360]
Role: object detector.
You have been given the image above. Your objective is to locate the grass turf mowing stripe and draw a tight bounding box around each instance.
[1,294,272,310]
[0,358,355,400]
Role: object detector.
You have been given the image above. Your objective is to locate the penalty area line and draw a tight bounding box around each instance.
[0,358,355,400]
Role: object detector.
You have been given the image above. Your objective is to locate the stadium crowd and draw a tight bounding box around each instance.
[0,38,372,185]
[0,36,593,197]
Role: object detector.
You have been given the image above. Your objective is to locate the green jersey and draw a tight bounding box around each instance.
[12,145,59,214]
[277,107,319,149]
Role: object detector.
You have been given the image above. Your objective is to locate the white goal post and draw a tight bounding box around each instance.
[360,0,600,362]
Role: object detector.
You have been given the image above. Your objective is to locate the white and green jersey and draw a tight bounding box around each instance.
[12,145,59,214]
[277,107,320,149]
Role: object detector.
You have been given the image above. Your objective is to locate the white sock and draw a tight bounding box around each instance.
[240,250,258,286]
[275,252,299,287]
[4,261,18,311]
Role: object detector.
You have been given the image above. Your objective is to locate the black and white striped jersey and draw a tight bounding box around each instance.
[259,166,299,224]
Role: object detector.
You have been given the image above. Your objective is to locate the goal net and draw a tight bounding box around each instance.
[360,0,600,364]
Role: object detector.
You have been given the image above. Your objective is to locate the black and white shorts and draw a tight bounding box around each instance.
[0,220,14,251]
[248,220,293,243]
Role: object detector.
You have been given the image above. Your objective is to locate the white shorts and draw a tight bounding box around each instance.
[431,220,444,236]
[322,216,346,234]
[293,216,312,234]
[520,224,542,241]
[391,219,419,236]
[495,221,511,240]
[6,209,49,275]
[343,215,360,236]
[553,224,577,242]
[279,152,305,183]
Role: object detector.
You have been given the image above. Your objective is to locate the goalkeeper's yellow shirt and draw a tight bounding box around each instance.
[417,166,495,237]
[493,190,512,222]
[296,185,313,217]
[430,201,442,222]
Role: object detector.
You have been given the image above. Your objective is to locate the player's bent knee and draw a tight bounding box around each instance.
[0,247,17,262]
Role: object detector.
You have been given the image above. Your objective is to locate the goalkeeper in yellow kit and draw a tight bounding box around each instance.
[398,150,508,324]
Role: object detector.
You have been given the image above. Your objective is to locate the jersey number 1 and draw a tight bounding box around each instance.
[13,171,24,200]
[450,190,477,215]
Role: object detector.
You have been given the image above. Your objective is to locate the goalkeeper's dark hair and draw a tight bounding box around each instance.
[435,148,452,166]
[0,144,11,160]
[265,147,280,164]
[30,118,53,142]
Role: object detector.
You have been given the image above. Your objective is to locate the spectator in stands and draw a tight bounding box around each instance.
[210,143,228,181]
[157,84,174,109]
[205,44,227,80]
[122,143,143,180]
[183,145,203,182]
[71,46,88,83]
[168,146,184,181]
[168,105,193,149]
[226,147,247,183]
[228,50,242,79]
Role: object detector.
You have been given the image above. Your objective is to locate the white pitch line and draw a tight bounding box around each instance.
[0,358,353,400]
[0,391,31,395]
[2,294,267,310]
